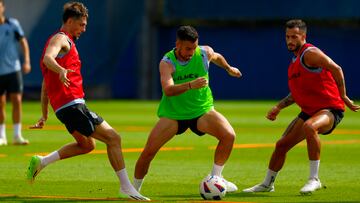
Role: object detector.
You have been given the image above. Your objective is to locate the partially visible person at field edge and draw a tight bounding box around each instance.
[26,2,149,201]
[243,19,360,195]
[133,25,242,196]
[0,0,31,146]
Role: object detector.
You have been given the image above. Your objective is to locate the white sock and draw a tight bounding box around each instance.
[133,177,144,192]
[0,123,6,139]
[13,123,21,139]
[116,168,137,193]
[262,169,278,187]
[309,160,320,180]
[211,163,224,176]
[41,151,60,167]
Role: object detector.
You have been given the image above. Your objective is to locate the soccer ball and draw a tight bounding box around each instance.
[199,175,227,200]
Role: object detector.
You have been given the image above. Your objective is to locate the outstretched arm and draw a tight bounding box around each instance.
[304,48,360,112]
[204,46,242,78]
[267,93,295,121]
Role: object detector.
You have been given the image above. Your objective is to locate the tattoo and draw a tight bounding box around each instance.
[278,94,294,109]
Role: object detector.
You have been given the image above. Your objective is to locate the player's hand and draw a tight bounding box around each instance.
[189,77,208,89]
[266,106,281,121]
[342,96,360,112]
[22,62,31,74]
[227,67,242,78]
[59,68,74,87]
[29,117,47,129]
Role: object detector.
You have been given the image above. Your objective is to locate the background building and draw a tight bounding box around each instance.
[6,0,360,99]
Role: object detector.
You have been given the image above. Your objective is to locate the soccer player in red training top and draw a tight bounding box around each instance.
[243,19,360,195]
[26,2,149,201]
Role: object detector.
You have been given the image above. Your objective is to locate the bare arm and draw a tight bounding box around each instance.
[29,80,48,129]
[204,45,242,78]
[266,93,295,121]
[160,60,208,96]
[304,48,360,112]
[42,34,74,87]
[19,37,31,74]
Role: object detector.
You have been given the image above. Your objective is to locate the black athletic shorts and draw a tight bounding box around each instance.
[176,116,205,136]
[55,103,104,137]
[0,71,23,94]
[298,109,344,135]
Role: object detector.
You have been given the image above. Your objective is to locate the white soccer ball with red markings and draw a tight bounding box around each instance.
[199,175,227,200]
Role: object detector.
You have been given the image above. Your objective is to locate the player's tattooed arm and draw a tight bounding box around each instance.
[277,93,295,110]
[266,93,294,121]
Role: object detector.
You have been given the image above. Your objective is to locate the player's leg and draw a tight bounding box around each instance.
[197,109,237,192]
[303,109,334,161]
[198,109,235,167]
[300,109,336,194]
[9,71,28,145]
[27,103,98,183]
[9,92,28,145]
[91,121,124,170]
[134,117,177,189]
[0,94,7,146]
[243,117,306,192]
[91,121,150,201]
[27,131,96,183]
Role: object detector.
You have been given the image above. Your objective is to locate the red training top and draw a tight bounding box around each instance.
[288,43,344,115]
[40,30,84,112]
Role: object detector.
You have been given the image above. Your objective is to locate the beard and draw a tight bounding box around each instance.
[177,51,192,61]
[287,43,301,52]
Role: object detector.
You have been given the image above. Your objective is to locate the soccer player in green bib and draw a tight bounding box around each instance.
[133,25,242,196]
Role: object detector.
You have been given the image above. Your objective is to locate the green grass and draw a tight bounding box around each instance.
[0,100,359,202]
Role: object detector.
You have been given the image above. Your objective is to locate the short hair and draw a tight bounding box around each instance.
[285,19,307,34]
[176,25,199,42]
[0,0,4,4]
[62,2,88,23]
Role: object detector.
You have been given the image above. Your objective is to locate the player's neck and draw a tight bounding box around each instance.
[59,26,74,39]
[294,42,306,56]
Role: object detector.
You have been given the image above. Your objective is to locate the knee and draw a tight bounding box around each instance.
[303,122,317,136]
[219,130,236,144]
[107,131,122,147]
[80,139,96,154]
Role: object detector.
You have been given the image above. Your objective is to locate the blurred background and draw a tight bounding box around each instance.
[5,0,360,100]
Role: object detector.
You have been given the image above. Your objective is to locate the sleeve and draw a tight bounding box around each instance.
[9,18,25,41]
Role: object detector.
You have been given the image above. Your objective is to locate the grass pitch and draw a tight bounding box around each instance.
[0,100,359,202]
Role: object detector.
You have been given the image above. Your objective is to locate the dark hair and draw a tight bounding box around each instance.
[0,0,3,4]
[285,19,307,34]
[176,25,198,42]
[62,2,88,23]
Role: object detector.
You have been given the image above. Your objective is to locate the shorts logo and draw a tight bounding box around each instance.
[89,112,98,119]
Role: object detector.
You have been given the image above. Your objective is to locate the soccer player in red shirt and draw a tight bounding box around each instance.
[243,19,360,195]
[26,2,149,201]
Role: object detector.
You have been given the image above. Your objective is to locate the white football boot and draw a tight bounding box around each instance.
[222,178,238,193]
[13,136,29,145]
[119,188,150,201]
[242,183,275,193]
[0,138,7,146]
[300,178,322,195]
